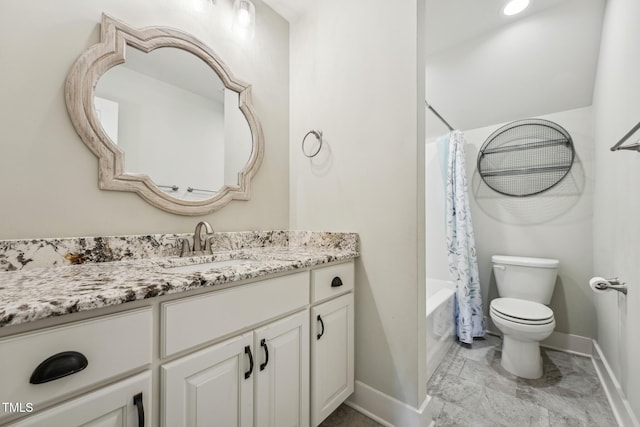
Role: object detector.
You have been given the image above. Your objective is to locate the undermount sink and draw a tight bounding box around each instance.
[162,258,250,274]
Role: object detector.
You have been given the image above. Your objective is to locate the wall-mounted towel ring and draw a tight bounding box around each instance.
[302,130,323,158]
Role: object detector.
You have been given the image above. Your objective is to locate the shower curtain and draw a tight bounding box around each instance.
[438,131,485,344]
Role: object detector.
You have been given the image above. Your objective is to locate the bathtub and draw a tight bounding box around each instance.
[426,279,456,381]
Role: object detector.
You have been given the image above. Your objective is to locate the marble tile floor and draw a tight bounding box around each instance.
[428,334,618,427]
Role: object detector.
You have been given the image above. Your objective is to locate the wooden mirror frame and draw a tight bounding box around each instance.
[65,14,264,215]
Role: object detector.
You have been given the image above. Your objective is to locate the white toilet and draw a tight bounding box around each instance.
[489,255,559,379]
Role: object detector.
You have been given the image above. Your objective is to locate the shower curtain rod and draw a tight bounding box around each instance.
[425,101,454,132]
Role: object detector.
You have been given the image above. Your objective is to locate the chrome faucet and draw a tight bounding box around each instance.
[177,221,215,257]
[193,221,214,252]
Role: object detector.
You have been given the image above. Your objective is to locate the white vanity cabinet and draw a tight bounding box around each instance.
[162,311,310,427]
[254,310,309,427]
[309,264,355,426]
[0,260,355,426]
[7,372,151,427]
[0,309,153,426]
[311,294,354,426]
[160,262,355,427]
[162,332,255,427]
[160,272,311,427]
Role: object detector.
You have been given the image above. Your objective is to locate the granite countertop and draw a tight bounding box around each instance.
[0,231,359,328]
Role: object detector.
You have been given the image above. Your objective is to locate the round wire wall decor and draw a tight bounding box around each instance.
[477,119,575,197]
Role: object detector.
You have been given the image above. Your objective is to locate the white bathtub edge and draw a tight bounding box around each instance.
[426,287,455,317]
[426,284,456,382]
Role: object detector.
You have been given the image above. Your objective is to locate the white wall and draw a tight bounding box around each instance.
[425,0,605,139]
[0,0,289,239]
[453,107,596,338]
[592,0,640,422]
[424,0,604,340]
[289,0,427,413]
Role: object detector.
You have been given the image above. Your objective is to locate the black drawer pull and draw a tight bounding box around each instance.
[133,392,145,427]
[30,351,88,384]
[331,277,343,287]
[317,315,325,340]
[260,339,269,371]
[244,345,254,379]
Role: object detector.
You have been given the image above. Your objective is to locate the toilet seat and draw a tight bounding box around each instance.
[490,297,554,325]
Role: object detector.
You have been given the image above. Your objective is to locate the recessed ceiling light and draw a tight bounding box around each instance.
[503,0,530,16]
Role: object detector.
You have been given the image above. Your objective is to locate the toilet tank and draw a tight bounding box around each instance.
[492,255,559,304]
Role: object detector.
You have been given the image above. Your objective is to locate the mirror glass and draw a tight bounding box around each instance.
[94,45,253,201]
[66,14,264,214]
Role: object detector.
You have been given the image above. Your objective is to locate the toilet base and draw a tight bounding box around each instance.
[501,335,543,379]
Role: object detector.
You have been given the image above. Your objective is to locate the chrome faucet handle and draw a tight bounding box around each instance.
[193,221,214,252]
[176,237,192,257]
[204,234,218,253]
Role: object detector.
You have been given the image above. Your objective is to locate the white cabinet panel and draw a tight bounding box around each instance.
[311,293,354,426]
[162,272,309,357]
[254,311,309,427]
[162,332,254,427]
[0,309,152,420]
[7,372,151,427]
[311,262,354,304]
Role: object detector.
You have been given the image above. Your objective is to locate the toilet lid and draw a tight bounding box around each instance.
[490,298,554,323]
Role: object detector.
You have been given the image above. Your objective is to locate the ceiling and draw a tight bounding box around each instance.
[261,0,607,137]
[261,0,311,22]
[425,0,566,56]
[425,0,606,137]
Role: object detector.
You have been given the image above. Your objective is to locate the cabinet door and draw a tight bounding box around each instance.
[311,293,354,426]
[162,332,254,427]
[7,371,151,427]
[254,310,309,427]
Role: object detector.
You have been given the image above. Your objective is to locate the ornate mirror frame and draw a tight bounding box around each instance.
[65,14,264,215]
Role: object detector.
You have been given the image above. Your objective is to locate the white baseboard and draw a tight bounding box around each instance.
[541,330,593,356]
[487,328,592,356]
[345,381,433,427]
[592,341,640,427]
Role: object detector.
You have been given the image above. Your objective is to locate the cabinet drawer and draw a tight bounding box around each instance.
[7,371,152,426]
[311,262,354,304]
[162,272,309,357]
[0,309,152,421]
